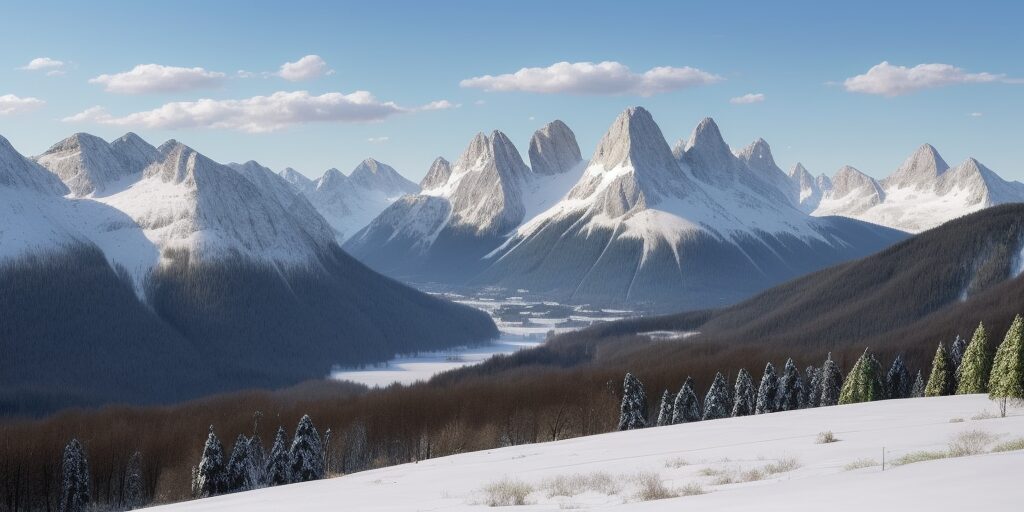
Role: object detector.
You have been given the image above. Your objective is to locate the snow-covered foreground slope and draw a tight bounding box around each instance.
[150,395,1024,511]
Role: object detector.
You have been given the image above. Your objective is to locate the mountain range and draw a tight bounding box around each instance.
[0,132,495,415]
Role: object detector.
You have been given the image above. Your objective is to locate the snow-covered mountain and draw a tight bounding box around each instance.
[802,144,1024,232]
[3,132,496,412]
[345,120,585,280]
[476,108,903,310]
[280,159,420,242]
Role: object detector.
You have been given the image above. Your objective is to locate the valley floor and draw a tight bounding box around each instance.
[148,395,1024,511]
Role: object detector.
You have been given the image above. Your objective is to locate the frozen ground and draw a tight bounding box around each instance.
[330,292,634,387]
[148,394,1024,511]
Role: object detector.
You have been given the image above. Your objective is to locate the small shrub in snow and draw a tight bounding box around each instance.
[991,438,1024,452]
[481,478,533,506]
[892,450,947,466]
[947,430,997,456]
[678,482,706,496]
[816,431,838,444]
[697,467,725,477]
[763,456,800,474]
[710,472,735,485]
[663,457,689,469]
[949,417,965,423]
[738,468,765,482]
[971,410,998,420]
[632,472,676,501]
[541,472,620,497]
[843,458,879,471]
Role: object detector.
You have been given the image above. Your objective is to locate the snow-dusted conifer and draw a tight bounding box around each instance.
[911,370,925,398]
[702,372,731,420]
[755,362,779,414]
[671,378,701,424]
[777,358,803,411]
[819,354,842,407]
[731,369,755,417]
[197,426,226,497]
[290,415,325,482]
[805,366,822,408]
[886,354,912,399]
[226,434,258,492]
[655,390,675,427]
[59,439,89,512]
[247,435,266,488]
[950,335,967,377]
[989,315,1024,417]
[618,373,648,430]
[957,322,991,394]
[265,426,291,486]
[840,349,885,404]
[924,343,954,397]
[124,451,144,510]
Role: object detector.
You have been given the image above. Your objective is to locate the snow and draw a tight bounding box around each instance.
[148,395,1024,511]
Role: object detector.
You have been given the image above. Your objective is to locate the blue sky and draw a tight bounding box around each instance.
[1,0,1021,182]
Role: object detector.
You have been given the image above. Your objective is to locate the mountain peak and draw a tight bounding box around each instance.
[589,106,676,172]
[884,143,950,190]
[528,119,582,176]
[791,162,809,178]
[35,132,155,196]
[736,138,777,170]
[420,156,452,190]
[317,167,349,191]
[0,134,69,195]
[685,117,728,154]
[349,158,418,194]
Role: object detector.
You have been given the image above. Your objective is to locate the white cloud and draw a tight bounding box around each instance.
[63,91,452,133]
[969,112,983,117]
[277,55,334,82]
[236,70,257,78]
[730,92,765,104]
[19,57,64,72]
[0,94,45,115]
[474,99,486,106]
[367,136,390,143]
[89,64,226,94]
[460,61,722,96]
[417,99,459,111]
[843,61,1010,96]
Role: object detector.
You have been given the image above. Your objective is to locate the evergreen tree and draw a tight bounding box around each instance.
[671,378,701,424]
[924,343,954,397]
[247,435,267,488]
[755,362,779,414]
[265,426,291,486]
[950,335,967,377]
[290,415,325,482]
[818,354,842,407]
[197,425,226,497]
[702,372,731,420]
[731,368,755,417]
[802,366,820,408]
[885,354,912,399]
[776,358,803,411]
[911,370,925,398]
[989,315,1024,417]
[226,434,258,492]
[957,322,991,395]
[618,373,648,430]
[124,451,144,510]
[839,349,885,404]
[59,439,89,512]
[655,390,675,427]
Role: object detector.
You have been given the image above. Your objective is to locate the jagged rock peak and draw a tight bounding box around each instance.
[317,167,348,190]
[830,165,882,198]
[453,130,530,180]
[420,156,452,190]
[791,162,810,178]
[684,117,730,155]
[0,134,69,195]
[885,143,949,190]
[589,106,677,171]
[528,120,582,176]
[737,138,779,171]
[349,158,418,194]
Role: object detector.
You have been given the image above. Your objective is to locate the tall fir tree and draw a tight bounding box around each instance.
[247,435,266,488]
[755,362,780,414]
[989,315,1024,417]
[777,358,803,411]
[265,426,291,486]
[885,354,913,399]
[957,322,991,394]
[226,434,258,492]
[618,373,648,430]
[702,372,731,420]
[671,378,701,424]
[818,354,843,407]
[950,335,967,379]
[655,390,675,427]
[124,451,144,510]
[197,426,226,497]
[802,366,820,408]
[839,349,885,404]
[290,415,325,482]
[924,343,955,397]
[911,370,925,398]
[731,368,755,417]
[59,439,89,512]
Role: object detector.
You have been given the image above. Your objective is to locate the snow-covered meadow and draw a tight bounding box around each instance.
[148,395,1024,511]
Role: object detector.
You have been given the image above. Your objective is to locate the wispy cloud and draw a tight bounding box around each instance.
[730,92,765,104]
[366,136,390,143]
[0,94,45,115]
[969,112,983,117]
[277,55,334,82]
[18,57,66,76]
[460,61,722,96]
[843,61,1016,96]
[89,64,226,94]
[63,91,456,133]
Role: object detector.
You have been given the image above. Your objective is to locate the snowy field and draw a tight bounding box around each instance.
[331,292,633,387]
[149,395,1024,511]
